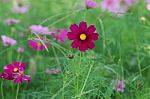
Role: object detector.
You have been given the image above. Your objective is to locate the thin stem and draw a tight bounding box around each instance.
[98,18,106,49]
[78,64,94,99]
[77,52,82,95]
[133,32,142,77]
[15,84,20,99]
[1,80,4,99]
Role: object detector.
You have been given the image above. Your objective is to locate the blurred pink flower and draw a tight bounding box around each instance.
[46,68,61,75]
[122,0,135,6]
[85,0,97,9]
[1,35,17,46]
[28,37,50,51]
[12,6,29,14]
[18,32,24,38]
[147,0,150,3]
[51,29,68,43]
[30,25,51,35]
[17,47,24,53]
[147,0,150,11]
[112,80,125,93]
[101,0,136,14]
[101,0,120,13]
[4,18,19,26]
[147,4,150,11]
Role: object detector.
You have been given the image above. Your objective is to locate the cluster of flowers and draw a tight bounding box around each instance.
[2,21,99,52]
[0,62,30,84]
[86,0,137,14]
[0,0,126,93]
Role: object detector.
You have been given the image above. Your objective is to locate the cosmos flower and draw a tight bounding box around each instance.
[112,80,125,93]
[14,74,30,84]
[4,62,26,75]
[4,18,19,26]
[45,68,61,75]
[0,73,14,80]
[67,21,99,52]
[0,62,30,84]
[1,35,17,46]
[147,4,150,11]
[101,0,120,13]
[28,37,50,51]
[100,0,136,14]
[12,6,29,14]
[85,0,97,9]
[147,0,150,11]
[30,25,51,35]
[122,0,135,6]
[51,29,68,43]
[17,47,24,53]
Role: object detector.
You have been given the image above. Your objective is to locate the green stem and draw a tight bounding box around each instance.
[1,80,4,99]
[15,84,20,99]
[78,64,94,99]
[76,52,82,95]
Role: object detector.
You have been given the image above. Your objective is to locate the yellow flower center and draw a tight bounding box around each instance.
[14,68,18,72]
[80,34,86,40]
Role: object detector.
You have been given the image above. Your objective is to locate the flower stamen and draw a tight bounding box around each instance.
[14,68,18,72]
[80,34,86,40]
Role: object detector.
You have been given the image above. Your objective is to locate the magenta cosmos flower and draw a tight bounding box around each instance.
[1,62,30,84]
[30,25,51,35]
[85,0,97,9]
[4,18,19,26]
[67,21,99,52]
[112,80,125,93]
[29,37,50,51]
[1,35,17,46]
[51,29,68,43]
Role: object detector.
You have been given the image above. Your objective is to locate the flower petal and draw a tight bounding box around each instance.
[79,21,87,32]
[67,32,77,40]
[71,40,80,48]
[88,41,95,49]
[70,24,79,33]
[89,33,99,40]
[86,25,96,34]
[79,42,88,51]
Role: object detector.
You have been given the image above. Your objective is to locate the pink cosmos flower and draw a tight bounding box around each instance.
[51,29,68,43]
[1,35,17,46]
[147,4,150,11]
[147,0,150,11]
[0,73,13,80]
[30,25,51,35]
[122,0,135,6]
[112,80,125,93]
[4,62,26,75]
[14,74,30,84]
[1,62,30,84]
[67,21,99,52]
[12,6,29,14]
[101,0,120,13]
[4,18,19,26]
[28,37,50,51]
[85,0,97,9]
[17,47,24,53]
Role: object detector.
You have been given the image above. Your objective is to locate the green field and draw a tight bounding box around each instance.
[0,0,150,99]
